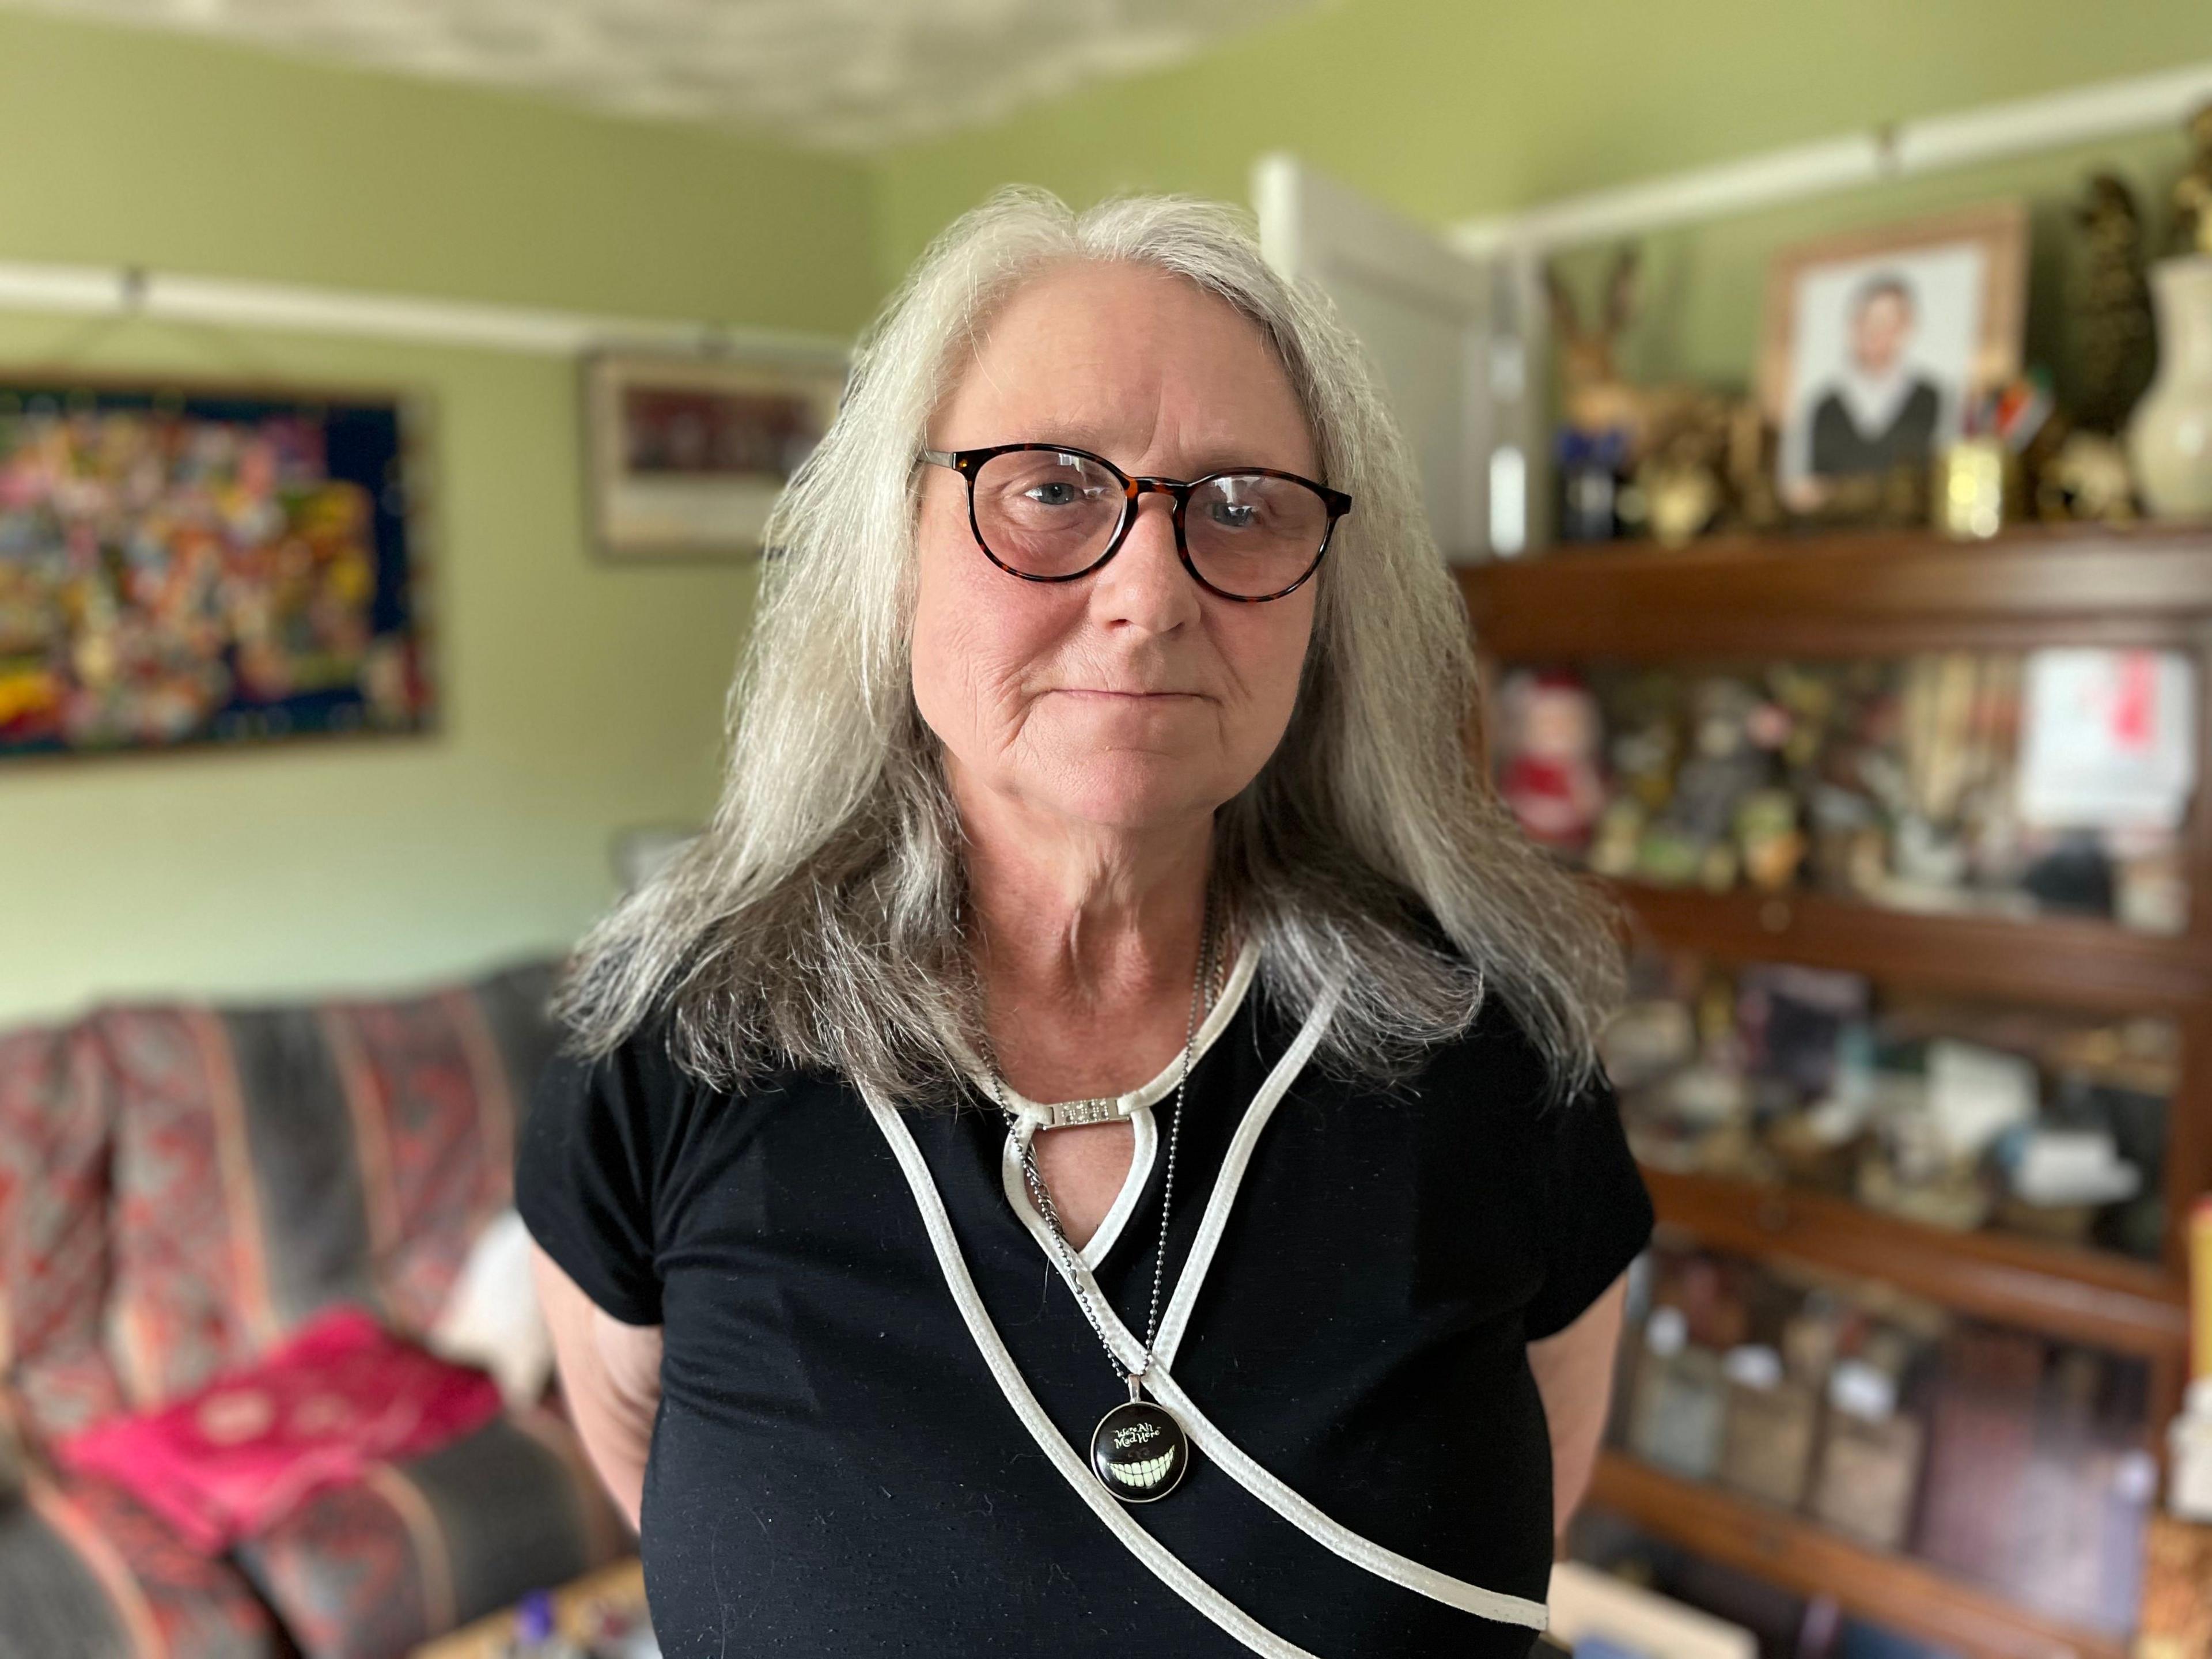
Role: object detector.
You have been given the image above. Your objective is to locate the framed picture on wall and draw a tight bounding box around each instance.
[0,378,433,761]
[1761,202,2028,510]
[582,347,850,560]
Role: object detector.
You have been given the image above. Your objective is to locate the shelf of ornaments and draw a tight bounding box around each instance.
[1582,1449,2130,1659]
[1614,878,2209,1019]
[1457,521,2211,1365]
[1636,1164,2184,1361]
[1460,522,2212,1013]
[1608,880,2197,1358]
[1456,519,2212,662]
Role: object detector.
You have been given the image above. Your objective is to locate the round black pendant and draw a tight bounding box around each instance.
[1090,1400,1190,1503]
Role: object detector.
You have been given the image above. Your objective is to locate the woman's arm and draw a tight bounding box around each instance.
[1527,1267,1631,1544]
[533,1241,664,1532]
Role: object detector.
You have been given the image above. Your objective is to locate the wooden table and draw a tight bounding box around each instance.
[2135,1514,2212,1659]
[410,1558,646,1659]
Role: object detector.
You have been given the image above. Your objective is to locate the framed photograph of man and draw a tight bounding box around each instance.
[583,347,850,560]
[1761,202,2027,509]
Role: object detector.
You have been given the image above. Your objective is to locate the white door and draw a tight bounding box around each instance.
[1252,153,1546,560]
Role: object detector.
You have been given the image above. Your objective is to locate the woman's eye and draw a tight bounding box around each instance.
[1207,501,1259,529]
[1025,482,1081,506]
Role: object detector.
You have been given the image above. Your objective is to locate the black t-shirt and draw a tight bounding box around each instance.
[517,953,1654,1658]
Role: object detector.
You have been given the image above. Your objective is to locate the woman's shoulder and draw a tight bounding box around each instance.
[526,1006,796,1150]
[1382,904,1607,1120]
[1389,911,1566,1106]
[1421,987,1570,1119]
[533,1006,688,1108]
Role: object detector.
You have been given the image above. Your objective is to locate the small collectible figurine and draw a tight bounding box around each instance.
[1724,403,1787,533]
[1607,681,1683,812]
[1735,788,1807,892]
[1645,677,1772,890]
[1765,663,1839,774]
[1546,248,1653,453]
[2072,172,2156,434]
[2169,100,2212,257]
[1546,247,1734,475]
[1556,427,1631,543]
[2036,429,2138,522]
[1642,445,1725,547]
[1588,796,1646,879]
[1586,675,1680,878]
[1497,671,1607,854]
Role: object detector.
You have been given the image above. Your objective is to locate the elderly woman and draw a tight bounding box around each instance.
[520,186,1652,1658]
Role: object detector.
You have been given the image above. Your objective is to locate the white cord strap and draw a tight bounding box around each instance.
[1016,1001,1550,1633]
[864,1090,1325,1659]
[1150,981,1338,1372]
[866,978,1550,1644]
[1016,1247,1547,1632]
[1136,1364,1548,1632]
[996,971,1328,1363]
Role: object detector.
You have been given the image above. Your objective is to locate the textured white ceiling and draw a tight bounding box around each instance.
[6,0,1328,151]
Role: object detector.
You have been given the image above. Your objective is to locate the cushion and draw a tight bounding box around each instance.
[96,960,559,1407]
[0,1021,128,1442]
[427,1208,555,1410]
[235,1408,632,1659]
[56,1304,504,1556]
[0,1406,20,1509]
[0,1471,285,1659]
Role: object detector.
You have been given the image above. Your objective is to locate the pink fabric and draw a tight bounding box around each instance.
[54,1305,502,1554]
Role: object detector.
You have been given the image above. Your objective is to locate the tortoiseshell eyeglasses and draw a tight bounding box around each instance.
[918,442,1350,603]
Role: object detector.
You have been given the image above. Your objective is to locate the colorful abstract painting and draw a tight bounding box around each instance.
[0,382,431,758]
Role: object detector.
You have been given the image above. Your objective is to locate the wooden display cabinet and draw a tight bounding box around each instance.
[1462,523,2212,1659]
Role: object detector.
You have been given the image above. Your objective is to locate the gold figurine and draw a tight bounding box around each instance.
[2172,100,2212,257]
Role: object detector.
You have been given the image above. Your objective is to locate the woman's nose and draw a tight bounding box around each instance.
[1090,493,1199,633]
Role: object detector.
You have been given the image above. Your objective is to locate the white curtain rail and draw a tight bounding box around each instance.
[0,258,850,359]
[1449,58,2212,255]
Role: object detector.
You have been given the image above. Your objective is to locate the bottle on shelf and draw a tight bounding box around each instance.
[1627,1305,1726,1480]
[2168,1196,2212,1521]
[1809,1355,1925,1550]
[1717,1342,1820,1509]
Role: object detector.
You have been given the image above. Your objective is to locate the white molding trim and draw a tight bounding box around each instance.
[0,259,851,359]
[1448,58,2212,256]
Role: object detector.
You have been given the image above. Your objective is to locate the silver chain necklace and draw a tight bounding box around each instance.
[980,885,1219,1505]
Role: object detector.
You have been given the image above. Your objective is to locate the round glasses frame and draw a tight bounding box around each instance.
[918,442,1351,604]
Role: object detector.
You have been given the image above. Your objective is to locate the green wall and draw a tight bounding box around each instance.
[0,12,877,1025]
[871,0,2212,398]
[0,10,872,325]
[11,0,2212,1024]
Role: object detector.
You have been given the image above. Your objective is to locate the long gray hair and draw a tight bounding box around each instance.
[552,184,1622,1105]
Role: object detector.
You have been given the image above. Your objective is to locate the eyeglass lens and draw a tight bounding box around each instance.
[969,449,1328,597]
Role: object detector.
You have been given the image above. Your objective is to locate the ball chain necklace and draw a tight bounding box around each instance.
[980,886,1220,1505]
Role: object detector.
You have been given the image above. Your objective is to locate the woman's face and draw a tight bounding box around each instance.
[913,260,1320,837]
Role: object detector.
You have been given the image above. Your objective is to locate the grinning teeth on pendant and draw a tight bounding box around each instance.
[1108,1449,1177,1489]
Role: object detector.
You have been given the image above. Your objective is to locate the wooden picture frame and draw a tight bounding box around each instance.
[582,347,850,562]
[1760,202,2028,505]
